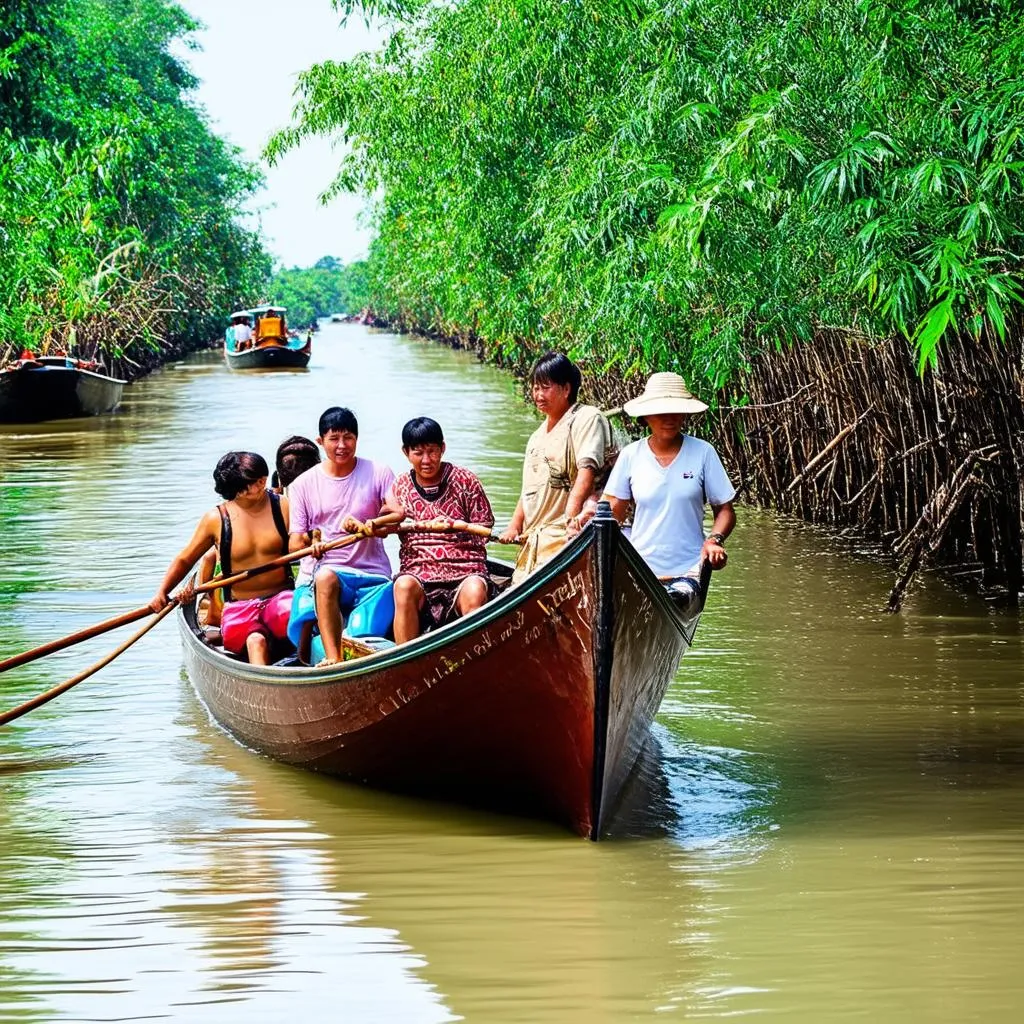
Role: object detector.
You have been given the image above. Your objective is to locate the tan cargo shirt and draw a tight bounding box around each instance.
[513,403,613,583]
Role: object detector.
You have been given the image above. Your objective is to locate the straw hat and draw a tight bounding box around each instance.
[622,372,708,416]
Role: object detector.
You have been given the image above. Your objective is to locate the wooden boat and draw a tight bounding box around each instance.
[224,305,311,370]
[0,355,126,423]
[177,505,711,838]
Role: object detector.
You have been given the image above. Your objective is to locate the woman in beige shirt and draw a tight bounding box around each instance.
[500,352,614,583]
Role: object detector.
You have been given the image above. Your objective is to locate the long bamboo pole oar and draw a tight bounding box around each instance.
[0,518,401,724]
[0,515,397,675]
[0,606,154,675]
[187,520,389,600]
[0,601,178,726]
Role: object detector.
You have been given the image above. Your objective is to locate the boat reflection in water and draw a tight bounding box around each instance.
[167,674,770,1024]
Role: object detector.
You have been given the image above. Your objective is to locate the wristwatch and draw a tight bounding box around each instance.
[707,532,726,546]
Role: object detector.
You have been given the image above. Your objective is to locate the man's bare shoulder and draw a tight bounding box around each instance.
[198,506,223,535]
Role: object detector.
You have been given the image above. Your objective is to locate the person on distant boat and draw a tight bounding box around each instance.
[383,417,496,644]
[286,407,402,666]
[602,372,735,599]
[150,452,293,665]
[499,351,616,584]
[228,313,252,351]
[256,308,284,344]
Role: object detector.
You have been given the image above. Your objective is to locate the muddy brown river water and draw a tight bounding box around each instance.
[1,323,1023,1021]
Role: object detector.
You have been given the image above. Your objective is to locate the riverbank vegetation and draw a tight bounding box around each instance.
[1,0,269,378]
[275,0,1024,604]
[269,257,370,327]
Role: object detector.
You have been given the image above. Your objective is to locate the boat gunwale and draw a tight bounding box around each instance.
[179,522,709,688]
[180,531,592,686]
[614,536,712,644]
[0,364,128,386]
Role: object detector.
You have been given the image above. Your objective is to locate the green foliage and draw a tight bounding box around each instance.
[268,259,371,326]
[0,0,270,366]
[273,0,1024,389]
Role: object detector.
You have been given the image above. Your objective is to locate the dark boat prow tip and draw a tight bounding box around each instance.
[588,500,619,840]
[178,512,710,839]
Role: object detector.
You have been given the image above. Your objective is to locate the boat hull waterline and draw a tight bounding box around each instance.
[224,341,311,370]
[178,514,709,838]
[0,364,126,423]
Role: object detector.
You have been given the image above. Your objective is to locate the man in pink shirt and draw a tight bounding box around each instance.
[287,407,401,665]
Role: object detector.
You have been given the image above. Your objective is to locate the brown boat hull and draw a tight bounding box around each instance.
[179,512,708,837]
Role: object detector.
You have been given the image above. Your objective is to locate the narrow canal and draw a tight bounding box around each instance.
[1,323,1023,1022]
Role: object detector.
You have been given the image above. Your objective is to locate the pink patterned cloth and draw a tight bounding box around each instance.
[387,464,494,583]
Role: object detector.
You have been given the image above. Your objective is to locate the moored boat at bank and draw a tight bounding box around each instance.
[0,355,126,423]
[178,507,711,838]
[224,305,311,370]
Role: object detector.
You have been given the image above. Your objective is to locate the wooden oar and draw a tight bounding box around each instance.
[0,606,154,675]
[0,515,396,675]
[189,515,396,599]
[0,518,404,724]
[0,601,178,727]
[390,520,520,543]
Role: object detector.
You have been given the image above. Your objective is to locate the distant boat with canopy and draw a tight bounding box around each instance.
[224,305,311,370]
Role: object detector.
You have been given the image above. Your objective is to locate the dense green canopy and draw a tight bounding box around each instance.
[0,0,270,366]
[272,0,1024,389]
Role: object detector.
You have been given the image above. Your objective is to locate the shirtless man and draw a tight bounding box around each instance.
[150,451,293,665]
[287,407,402,665]
[384,417,495,644]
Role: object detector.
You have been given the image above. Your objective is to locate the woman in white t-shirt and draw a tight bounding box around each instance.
[603,372,735,582]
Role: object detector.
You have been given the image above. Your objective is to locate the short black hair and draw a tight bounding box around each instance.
[318,406,358,437]
[401,417,445,449]
[529,351,582,403]
[275,435,320,488]
[213,452,269,500]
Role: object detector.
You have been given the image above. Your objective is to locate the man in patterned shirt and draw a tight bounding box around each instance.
[384,418,496,644]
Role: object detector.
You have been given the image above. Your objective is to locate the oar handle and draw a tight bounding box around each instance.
[0,605,153,674]
[0,600,178,727]
[393,519,494,539]
[391,520,521,544]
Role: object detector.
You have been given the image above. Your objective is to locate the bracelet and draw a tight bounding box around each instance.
[707,532,726,546]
